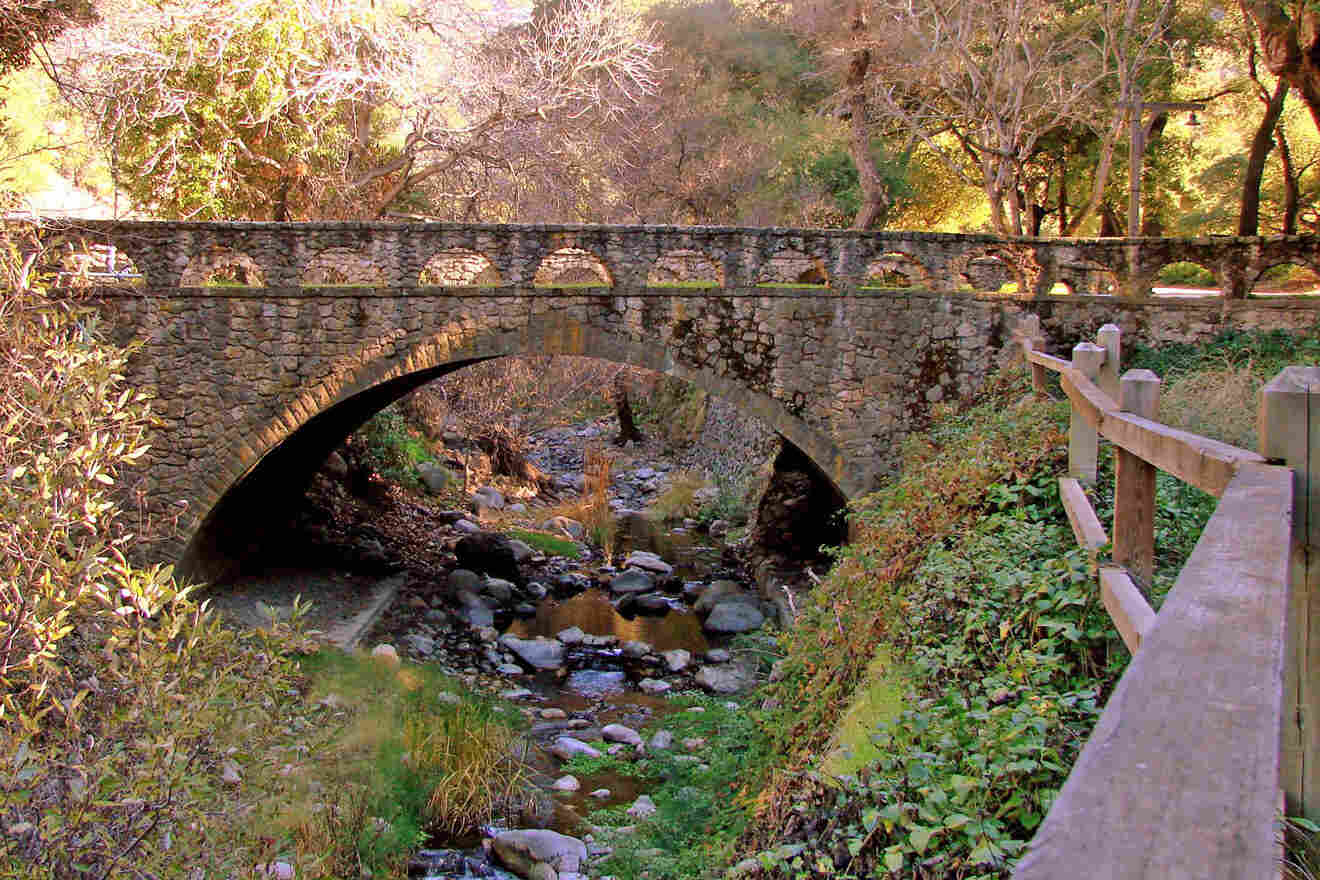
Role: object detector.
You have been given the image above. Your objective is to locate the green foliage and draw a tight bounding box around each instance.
[506,527,583,559]
[588,695,776,880]
[0,224,320,876]
[289,650,528,874]
[1155,261,1216,287]
[359,404,436,490]
[1124,327,1320,382]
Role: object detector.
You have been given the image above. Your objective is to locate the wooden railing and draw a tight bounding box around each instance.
[1009,315,1310,879]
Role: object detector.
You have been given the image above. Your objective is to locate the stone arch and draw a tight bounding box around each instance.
[301,247,385,286]
[951,246,1037,295]
[39,230,146,288]
[180,246,265,287]
[177,320,853,583]
[1151,260,1219,296]
[757,249,829,286]
[1055,259,1117,296]
[1248,260,1320,295]
[533,247,613,287]
[863,252,931,289]
[419,248,502,287]
[646,249,723,287]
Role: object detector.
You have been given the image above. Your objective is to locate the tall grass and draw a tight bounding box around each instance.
[547,443,618,559]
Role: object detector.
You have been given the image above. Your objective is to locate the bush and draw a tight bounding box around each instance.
[360,404,436,489]
[1155,261,1215,287]
[0,224,314,876]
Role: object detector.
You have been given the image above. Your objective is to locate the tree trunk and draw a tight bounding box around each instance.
[1057,171,1068,236]
[1240,77,1290,236]
[1100,202,1123,237]
[1241,0,1320,134]
[846,5,889,229]
[1279,127,1300,234]
[613,372,644,446]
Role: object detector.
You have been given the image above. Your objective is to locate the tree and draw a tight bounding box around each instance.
[0,0,94,76]
[797,0,1179,235]
[51,0,659,219]
[1239,0,1320,134]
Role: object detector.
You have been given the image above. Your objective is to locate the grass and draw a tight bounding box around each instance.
[506,526,583,559]
[283,650,528,877]
[648,471,708,521]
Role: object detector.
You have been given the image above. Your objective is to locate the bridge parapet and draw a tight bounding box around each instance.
[28,219,1320,297]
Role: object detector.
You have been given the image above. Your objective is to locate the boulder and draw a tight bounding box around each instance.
[499,634,565,670]
[633,594,673,614]
[454,590,494,628]
[491,830,588,877]
[455,532,521,583]
[623,550,673,576]
[483,577,516,604]
[694,580,745,615]
[661,649,691,672]
[508,539,536,563]
[417,461,453,493]
[448,568,482,594]
[542,516,586,541]
[695,664,754,694]
[704,601,766,634]
[609,569,655,595]
[549,737,602,761]
[601,724,643,747]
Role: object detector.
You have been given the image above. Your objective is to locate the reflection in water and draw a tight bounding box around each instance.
[612,513,722,581]
[506,589,708,654]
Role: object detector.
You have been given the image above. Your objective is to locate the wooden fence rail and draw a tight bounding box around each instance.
[1009,315,1311,880]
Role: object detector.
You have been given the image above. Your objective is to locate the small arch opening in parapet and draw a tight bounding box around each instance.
[181,246,266,287]
[420,248,502,287]
[1249,261,1320,297]
[301,247,386,287]
[1056,260,1117,296]
[757,249,829,288]
[958,252,1017,293]
[1153,261,1218,297]
[646,249,723,288]
[533,247,614,288]
[862,252,929,289]
[45,238,145,288]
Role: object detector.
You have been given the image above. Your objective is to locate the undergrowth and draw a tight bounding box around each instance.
[360,405,437,491]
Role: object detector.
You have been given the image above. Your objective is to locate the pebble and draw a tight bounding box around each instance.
[589,788,611,799]
[705,648,732,663]
[621,640,653,659]
[626,795,658,819]
[556,626,586,644]
[648,730,674,750]
[552,775,580,792]
[602,724,643,747]
[682,737,706,751]
[540,708,568,720]
[497,664,524,675]
[550,737,603,760]
[661,649,691,672]
[638,678,671,695]
[500,688,534,700]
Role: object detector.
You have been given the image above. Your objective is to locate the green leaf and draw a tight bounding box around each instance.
[884,849,905,872]
[909,825,938,854]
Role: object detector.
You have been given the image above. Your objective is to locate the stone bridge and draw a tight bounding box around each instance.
[34,219,1320,582]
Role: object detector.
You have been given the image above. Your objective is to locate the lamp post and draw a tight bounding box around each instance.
[1124,88,1206,236]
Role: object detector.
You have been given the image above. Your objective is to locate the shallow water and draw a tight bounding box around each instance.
[504,589,709,655]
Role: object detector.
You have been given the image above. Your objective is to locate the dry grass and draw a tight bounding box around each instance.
[1157,362,1263,450]
[546,443,617,559]
[649,471,709,522]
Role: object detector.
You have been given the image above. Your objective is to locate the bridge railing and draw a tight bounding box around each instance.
[1008,316,1311,879]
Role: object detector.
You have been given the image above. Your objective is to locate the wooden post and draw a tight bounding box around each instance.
[1069,343,1105,485]
[1113,369,1160,588]
[1017,315,1048,396]
[1096,323,1121,403]
[1260,366,1320,821]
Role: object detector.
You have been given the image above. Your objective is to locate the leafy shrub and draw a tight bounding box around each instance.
[0,224,314,876]
[360,404,435,489]
[1155,261,1215,287]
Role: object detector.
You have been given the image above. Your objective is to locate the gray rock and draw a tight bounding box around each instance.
[621,640,653,659]
[622,551,673,576]
[484,577,517,604]
[501,687,534,699]
[682,581,705,601]
[556,626,586,645]
[509,502,529,514]
[514,602,537,616]
[704,601,766,634]
[455,590,494,627]
[402,633,435,657]
[551,775,580,792]
[695,664,754,694]
[492,829,588,876]
[417,461,453,493]
[694,580,745,614]
[499,635,565,670]
[707,519,730,539]
[449,569,482,593]
[549,737,602,761]
[626,795,657,819]
[609,569,655,594]
[542,516,586,541]
[324,451,349,479]
[705,648,732,663]
[454,519,482,535]
[638,678,671,695]
[589,788,611,799]
[634,594,674,614]
[526,581,549,600]
[472,486,506,510]
[601,724,642,747]
[509,539,535,562]
[581,634,618,648]
[497,664,524,675]
[661,649,691,672]
[648,730,674,750]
